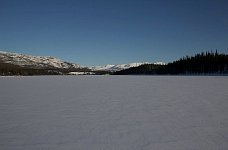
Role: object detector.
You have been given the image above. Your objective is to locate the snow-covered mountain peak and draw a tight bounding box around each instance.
[91,61,166,72]
[91,62,147,72]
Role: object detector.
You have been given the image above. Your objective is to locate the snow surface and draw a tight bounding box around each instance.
[0,76,228,150]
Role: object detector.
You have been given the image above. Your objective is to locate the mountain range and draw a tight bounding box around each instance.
[0,51,165,75]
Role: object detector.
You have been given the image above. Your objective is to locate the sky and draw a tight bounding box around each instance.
[0,0,228,66]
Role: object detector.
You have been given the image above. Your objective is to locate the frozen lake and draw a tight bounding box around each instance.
[0,76,228,150]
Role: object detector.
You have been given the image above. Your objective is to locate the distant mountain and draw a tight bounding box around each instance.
[0,51,90,75]
[0,51,80,69]
[91,62,165,72]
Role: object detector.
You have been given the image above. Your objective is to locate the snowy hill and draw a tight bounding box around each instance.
[0,51,80,69]
[91,62,165,72]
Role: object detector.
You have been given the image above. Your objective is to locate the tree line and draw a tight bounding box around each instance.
[0,62,91,76]
[114,51,228,75]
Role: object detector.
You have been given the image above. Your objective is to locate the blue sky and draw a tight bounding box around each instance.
[0,0,228,66]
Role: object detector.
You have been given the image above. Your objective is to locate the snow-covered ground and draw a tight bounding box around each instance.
[0,76,228,150]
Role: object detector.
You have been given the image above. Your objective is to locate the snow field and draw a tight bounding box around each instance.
[0,76,228,150]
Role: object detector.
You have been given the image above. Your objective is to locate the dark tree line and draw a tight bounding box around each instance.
[113,64,162,75]
[0,63,61,75]
[114,51,228,75]
[0,62,92,76]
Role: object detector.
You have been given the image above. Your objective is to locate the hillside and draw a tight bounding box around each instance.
[0,51,90,75]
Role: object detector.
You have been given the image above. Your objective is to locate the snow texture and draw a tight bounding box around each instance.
[0,76,228,150]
